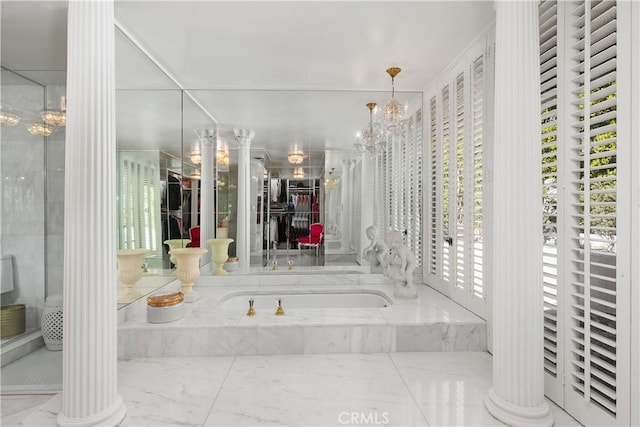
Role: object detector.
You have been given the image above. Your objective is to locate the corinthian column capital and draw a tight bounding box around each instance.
[234,129,255,146]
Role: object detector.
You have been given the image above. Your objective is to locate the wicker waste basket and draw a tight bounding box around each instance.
[1,304,26,339]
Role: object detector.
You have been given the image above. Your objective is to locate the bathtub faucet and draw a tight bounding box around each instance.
[247,299,256,316]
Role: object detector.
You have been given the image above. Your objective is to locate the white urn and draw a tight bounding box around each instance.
[170,247,207,302]
[207,238,234,276]
[117,249,149,301]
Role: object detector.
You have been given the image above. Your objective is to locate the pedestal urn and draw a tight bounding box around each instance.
[163,239,191,266]
[170,247,207,302]
[117,249,149,301]
[207,238,234,276]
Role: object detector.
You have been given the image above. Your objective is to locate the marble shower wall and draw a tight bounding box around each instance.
[0,75,66,332]
[1,76,47,330]
[44,85,66,298]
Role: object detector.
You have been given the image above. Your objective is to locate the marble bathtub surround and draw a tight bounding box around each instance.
[118,281,487,358]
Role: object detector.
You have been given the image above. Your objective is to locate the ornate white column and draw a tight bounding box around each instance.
[484,1,553,426]
[199,129,216,265]
[359,155,374,263]
[340,159,354,250]
[58,1,126,426]
[234,129,254,271]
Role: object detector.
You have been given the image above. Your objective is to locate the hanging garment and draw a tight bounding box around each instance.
[270,216,278,243]
[270,179,281,202]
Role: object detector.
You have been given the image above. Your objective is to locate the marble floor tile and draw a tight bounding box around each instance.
[204,353,429,426]
[7,352,582,427]
[1,395,55,426]
[117,357,234,426]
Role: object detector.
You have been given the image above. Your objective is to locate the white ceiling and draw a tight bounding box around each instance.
[2,1,495,176]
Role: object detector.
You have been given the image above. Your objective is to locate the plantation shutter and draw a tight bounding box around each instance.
[563,1,630,424]
[454,73,465,291]
[118,154,160,253]
[471,56,484,300]
[441,84,452,282]
[428,97,439,275]
[540,0,564,403]
[424,36,489,320]
[413,108,423,268]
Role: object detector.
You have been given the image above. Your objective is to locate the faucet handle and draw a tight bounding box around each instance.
[246,299,256,316]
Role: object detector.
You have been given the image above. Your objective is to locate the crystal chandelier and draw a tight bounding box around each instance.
[325,168,338,190]
[41,96,66,127]
[354,102,384,156]
[382,67,407,135]
[293,167,305,179]
[26,122,54,136]
[190,152,202,165]
[288,151,305,165]
[216,149,229,166]
[0,111,20,126]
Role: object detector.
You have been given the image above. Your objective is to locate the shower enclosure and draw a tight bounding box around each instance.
[0,67,66,381]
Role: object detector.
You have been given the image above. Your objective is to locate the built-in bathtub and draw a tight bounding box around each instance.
[218,289,393,310]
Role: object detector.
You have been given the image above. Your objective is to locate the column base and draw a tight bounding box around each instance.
[57,395,126,427]
[485,388,553,427]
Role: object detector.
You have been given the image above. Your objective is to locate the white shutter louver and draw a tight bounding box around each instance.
[414,108,423,268]
[442,85,451,282]
[455,73,465,290]
[424,36,488,320]
[565,1,628,424]
[540,0,561,383]
[429,97,438,275]
[471,56,484,299]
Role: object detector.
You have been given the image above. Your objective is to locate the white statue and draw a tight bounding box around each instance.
[384,230,417,299]
[362,225,388,273]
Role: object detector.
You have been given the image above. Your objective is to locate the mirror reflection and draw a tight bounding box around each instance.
[117,83,422,275]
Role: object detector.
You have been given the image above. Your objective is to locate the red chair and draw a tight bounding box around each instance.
[186,226,200,248]
[297,223,324,255]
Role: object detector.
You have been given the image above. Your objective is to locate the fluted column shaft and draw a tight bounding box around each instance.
[484,1,552,426]
[58,1,126,426]
[200,131,216,265]
[234,129,254,271]
[341,159,354,250]
[359,156,374,263]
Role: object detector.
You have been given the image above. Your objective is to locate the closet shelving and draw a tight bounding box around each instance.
[264,178,320,250]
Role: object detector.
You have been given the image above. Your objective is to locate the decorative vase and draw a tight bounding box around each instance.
[117,249,149,302]
[42,295,63,351]
[207,238,234,276]
[164,239,191,266]
[170,247,207,302]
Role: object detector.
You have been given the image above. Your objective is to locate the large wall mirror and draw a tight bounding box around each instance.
[115,26,423,278]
